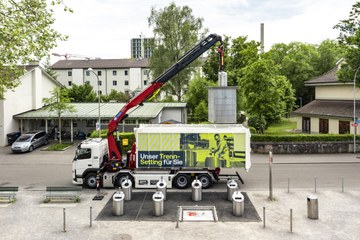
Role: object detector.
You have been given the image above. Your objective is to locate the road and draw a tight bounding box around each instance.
[1,144,360,191]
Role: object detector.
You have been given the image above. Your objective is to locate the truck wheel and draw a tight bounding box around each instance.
[116,174,133,188]
[84,173,97,189]
[173,174,190,189]
[198,174,213,189]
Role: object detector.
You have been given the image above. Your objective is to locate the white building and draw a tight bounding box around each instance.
[51,59,150,95]
[0,65,62,146]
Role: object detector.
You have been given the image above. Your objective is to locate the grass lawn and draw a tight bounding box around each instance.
[264,118,298,135]
[44,143,73,151]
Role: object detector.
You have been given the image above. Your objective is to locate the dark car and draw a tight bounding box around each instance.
[11,131,49,153]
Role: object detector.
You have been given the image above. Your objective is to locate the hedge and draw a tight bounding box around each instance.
[89,130,135,153]
[252,134,359,142]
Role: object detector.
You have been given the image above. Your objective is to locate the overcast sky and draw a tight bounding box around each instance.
[51,0,356,62]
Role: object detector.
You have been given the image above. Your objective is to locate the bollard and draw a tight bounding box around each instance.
[307,195,319,220]
[156,178,167,201]
[90,206,92,227]
[290,209,293,233]
[227,179,238,201]
[287,177,290,193]
[232,191,244,217]
[112,191,125,216]
[63,208,66,233]
[121,178,132,201]
[191,178,202,202]
[153,191,164,216]
[263,207,266,228]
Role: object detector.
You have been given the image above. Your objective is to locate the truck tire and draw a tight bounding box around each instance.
[173,174,190,189]
[84,173,97,189]
[116,174,133,188]
[198,174,213,189]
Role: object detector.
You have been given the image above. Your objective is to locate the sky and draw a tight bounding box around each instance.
[50,0,356,62]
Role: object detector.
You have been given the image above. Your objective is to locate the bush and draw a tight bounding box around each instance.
[252,134,358,142]
[89,130,135,153]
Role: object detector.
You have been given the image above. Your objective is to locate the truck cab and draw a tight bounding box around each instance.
[72,138,108,188]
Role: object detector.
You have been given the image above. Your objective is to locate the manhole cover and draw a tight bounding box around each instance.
[113,234,132,240]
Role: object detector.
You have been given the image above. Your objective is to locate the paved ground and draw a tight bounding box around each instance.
[1,188,360,240]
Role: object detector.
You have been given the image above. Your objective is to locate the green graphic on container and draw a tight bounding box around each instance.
[137,132,246,169]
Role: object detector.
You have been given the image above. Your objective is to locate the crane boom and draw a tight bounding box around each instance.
[107,33,224,160]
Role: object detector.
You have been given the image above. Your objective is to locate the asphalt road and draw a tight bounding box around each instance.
[1,143,360,191]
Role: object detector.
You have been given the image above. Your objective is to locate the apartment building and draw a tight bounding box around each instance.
[51,59,150,95]
[130,35,153,59]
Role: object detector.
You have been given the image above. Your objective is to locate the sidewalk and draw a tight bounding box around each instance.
[252,153,360,164]
[0,188,359,240]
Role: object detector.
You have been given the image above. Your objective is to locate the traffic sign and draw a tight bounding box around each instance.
[352,123,358,127]
[356,120,360,124]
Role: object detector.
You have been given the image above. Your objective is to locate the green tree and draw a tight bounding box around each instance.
[148,2,206,101]
[0,0,69,99]
[101,89,131,102]
[315,39,344,75]
[239,59,294,130]
[185,74,216,121]
[67,83,97,103]
[334,2,360,84]
[193,100,208,123]
[43,87,76,144]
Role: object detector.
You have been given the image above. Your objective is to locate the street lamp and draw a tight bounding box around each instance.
[353,66,360,154]
[87,68,101,138]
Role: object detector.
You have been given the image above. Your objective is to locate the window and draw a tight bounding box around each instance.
[113,80,117,86]
[124,70,128,76]
[302,117,310,133]
[98,90,102,95]
[125,119,136,124]
[85,81,90,85]
[144,80,147,85]
[68,81,72,86]
[339,121,350,134]
[86,71,90,76]
[87,119,96,127]
[68,71,72,76]
[97,71,102,76]
[319,119,329,134]
[144,69,148,75]
[125,80,129,86]
[98,81,102,86]
[76,148,91,160]
[113,70,117,76]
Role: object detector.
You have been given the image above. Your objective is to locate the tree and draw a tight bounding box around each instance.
[67,84,97,103]
[101,89,131,102]
[239,59,294,130]
[0,0,69,99]
[42,56,58,79]
[43,87,76,144]
[148,2,206,101]
[185,73,216,122]
[334,2,360,84]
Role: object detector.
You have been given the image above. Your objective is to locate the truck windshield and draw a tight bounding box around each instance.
[76,148,91,160]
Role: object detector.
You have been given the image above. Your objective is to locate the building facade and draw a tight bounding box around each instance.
[130,36,153,59]
[293,60,360,134]
[0,65,62,146]
[51,59,150,95]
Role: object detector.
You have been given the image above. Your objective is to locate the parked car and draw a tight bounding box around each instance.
[11,131,49,153]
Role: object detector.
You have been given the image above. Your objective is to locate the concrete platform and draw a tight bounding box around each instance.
[96,191,261,222]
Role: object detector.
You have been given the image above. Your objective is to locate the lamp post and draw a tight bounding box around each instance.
[353,66,360,154]
[87,68,101,138]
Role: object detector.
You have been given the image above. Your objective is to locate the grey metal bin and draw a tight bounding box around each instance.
[232,191,244,216]
[121,178,132,201]
[153,191,164,216]
[227,179,238,201]
[112,191,125,216]
[307,195,319,219]
[156,178,167,201]
[192,179,202,202]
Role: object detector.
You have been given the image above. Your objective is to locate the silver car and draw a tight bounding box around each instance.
[11,131,49,153]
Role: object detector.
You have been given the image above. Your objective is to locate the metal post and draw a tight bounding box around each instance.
[353,66,360,154]
[314,177,317,193]
[87,68,101,138]
[290,209,293,233]
[263,207,266,228]
[176,206,180,228]
[63,208,66,232]
[287,177,290,193]
[269,151,273,200]
[90,206,92,227]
